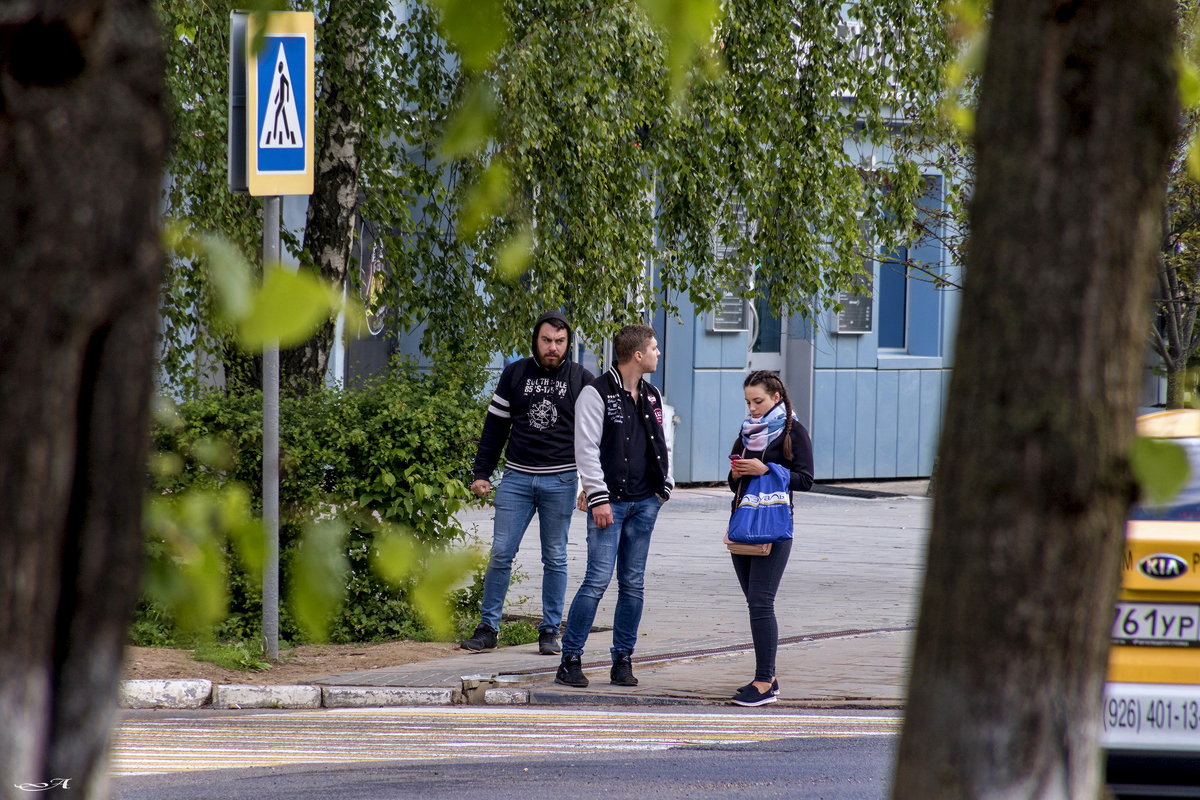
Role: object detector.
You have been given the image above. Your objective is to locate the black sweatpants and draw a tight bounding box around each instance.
[730,537,793,682]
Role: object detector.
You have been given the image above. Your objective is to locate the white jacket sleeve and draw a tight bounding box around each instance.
[663,412,675,498]
[574,385,608,507]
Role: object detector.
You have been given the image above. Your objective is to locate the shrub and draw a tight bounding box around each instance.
[139,360,489,645]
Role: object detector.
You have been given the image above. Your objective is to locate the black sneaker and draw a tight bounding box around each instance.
[610,651,638,686]
[538,629,562,655]
[555,655,589,687]
[460,624,498,652]
[736,678,780,698]
[731,682,778,707]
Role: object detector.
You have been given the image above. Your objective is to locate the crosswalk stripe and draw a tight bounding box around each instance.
[111,708,900,777]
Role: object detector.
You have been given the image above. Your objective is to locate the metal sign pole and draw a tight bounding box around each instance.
[231,10,313,661]
[262,195,281,661]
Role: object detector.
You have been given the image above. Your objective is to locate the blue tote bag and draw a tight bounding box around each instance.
[727,463,794,545]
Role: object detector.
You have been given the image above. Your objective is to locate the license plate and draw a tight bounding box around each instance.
[1112,603,1200,646]
[1103,683,1200,750]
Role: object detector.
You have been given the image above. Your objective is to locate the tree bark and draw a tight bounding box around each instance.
[284,0,370,391]
[1166,364,1181,409]
[0,1,166,797]
[892,2,1175,798]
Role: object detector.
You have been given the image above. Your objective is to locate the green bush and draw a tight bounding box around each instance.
[139,360,489,645]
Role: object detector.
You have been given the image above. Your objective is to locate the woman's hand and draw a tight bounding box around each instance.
[731,457,769,477]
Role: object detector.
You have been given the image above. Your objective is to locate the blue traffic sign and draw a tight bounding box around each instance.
[256,36,306,174]
[242,12,314,196]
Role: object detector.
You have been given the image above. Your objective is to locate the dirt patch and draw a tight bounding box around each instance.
[121,641,461,686]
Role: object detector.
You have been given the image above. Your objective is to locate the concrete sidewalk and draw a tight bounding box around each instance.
[311,481,930,708]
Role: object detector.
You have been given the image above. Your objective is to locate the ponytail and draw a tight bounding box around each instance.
[744,370,794,460]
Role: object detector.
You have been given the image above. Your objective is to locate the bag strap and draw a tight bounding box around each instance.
[730,447,748,512]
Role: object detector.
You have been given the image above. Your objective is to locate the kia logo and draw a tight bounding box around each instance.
[1138,553,1189,580]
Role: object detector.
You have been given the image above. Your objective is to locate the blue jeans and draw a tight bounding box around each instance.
[562,496,663,657]
[479,470,577,633]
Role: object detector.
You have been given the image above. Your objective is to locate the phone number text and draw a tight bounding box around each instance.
[1105,696,1200,733]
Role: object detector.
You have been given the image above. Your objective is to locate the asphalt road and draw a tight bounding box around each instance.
[110,707,900,800]
[112,735,896,800]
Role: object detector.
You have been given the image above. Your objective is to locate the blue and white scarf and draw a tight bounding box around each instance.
[740,402,790,453]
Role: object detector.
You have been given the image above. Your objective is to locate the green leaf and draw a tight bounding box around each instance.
[457,159,511,239]
[495,226,534,283]
[410,546,486,638]
[1179,51,1200,109]
[637,0,722,99]
[429,0,508,72]
[1189,130,1200,181]
[200,233,255,323]
[1131,436,1191,506]
[289,520,350,642]
[238,267,339,350]
[440,81,497,160]
[221,485,264,587]
[143,492,230,633]
[371,525,419,586]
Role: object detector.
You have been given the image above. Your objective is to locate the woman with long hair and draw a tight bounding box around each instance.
[727,370,814,706]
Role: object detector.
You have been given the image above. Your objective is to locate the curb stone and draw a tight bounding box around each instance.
[483,688,529,705]
[119,679,212,709]
[211,684,322,709]
[321,686,457,707]
[527,688,709,707]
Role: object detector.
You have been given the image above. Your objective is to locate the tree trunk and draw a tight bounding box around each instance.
[284,0,370,391]
[0,2,166,797]
[891,2,1175,798]
[1166,363,1182,409]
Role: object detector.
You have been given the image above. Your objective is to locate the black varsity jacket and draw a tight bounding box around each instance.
[575,366,674,508]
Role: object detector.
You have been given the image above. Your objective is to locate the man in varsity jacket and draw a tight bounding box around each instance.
[555,323,673,688]
[461,311,594,655]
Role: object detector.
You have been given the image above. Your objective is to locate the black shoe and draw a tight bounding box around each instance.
[736,678,780,698]
[460,624,498,652]
[555,655,589,687]
[538,629,562,655]
[610,651,638,686]
[731,682,778,707]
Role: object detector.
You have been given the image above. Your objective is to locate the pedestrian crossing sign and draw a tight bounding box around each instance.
[246,12,314,196]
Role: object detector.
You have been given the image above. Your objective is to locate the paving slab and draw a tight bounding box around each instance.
[313,484,930,707]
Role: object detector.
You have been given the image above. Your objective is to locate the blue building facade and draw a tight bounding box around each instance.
[649,173,960,483]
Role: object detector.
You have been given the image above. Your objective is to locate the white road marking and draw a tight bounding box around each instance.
[111,708,899,776]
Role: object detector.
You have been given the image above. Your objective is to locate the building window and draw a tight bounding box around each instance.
[753,291,782,353]
[877,246,908,350]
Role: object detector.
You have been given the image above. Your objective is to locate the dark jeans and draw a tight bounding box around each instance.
[562,496,662,657]
[730,538,792,682]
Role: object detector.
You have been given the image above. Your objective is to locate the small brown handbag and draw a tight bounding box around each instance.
[724,532,772,556]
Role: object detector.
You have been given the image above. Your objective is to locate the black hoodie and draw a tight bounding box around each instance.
[471,312,595,479]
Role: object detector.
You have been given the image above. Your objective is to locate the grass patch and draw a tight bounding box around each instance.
[498,619,540,647]
[193,640,271,672]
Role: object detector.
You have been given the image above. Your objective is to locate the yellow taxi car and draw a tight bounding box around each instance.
[1104,409,1200,796]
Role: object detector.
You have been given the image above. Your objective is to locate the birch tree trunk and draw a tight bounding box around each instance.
[0,1,166,797]
[892,1,1176,798]
[283,0,371,391]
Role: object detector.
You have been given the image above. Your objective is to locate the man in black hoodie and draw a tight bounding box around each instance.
[461,311,594,655]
